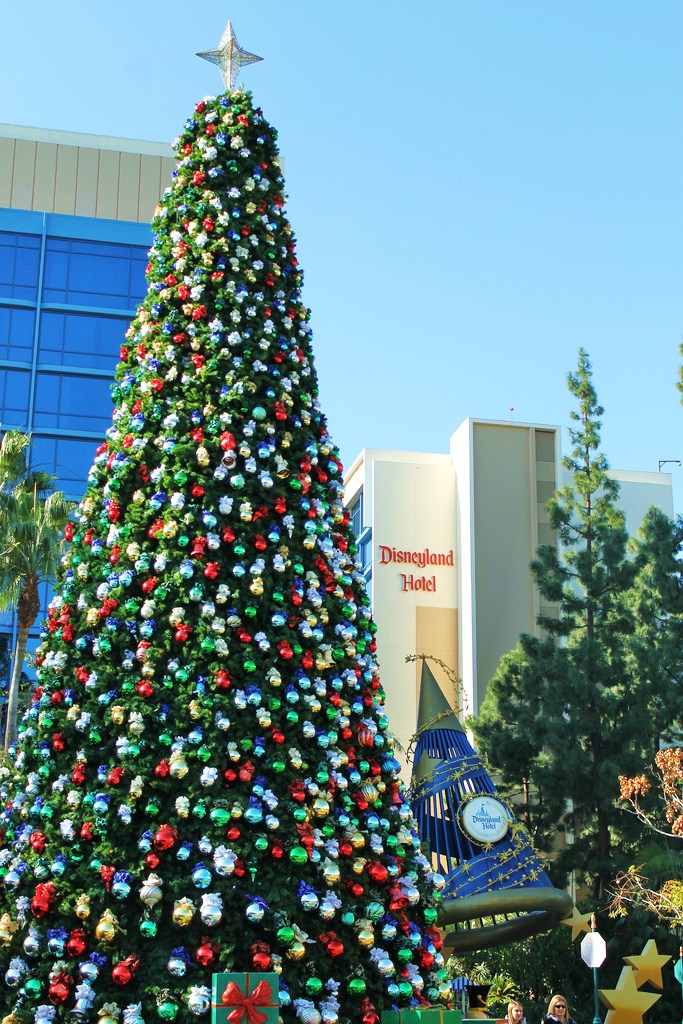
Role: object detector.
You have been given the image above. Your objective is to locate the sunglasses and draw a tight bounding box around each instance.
[555,1007,566,1011]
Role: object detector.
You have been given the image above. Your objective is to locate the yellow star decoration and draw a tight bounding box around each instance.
[599,967,661,1024]
[560,906,593,940]
[623,940,670,989]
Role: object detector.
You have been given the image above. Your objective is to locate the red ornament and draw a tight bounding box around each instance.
[252,951,271,971]
[100,865,116,890]
[29,831,46,853]
[360,999,380,1024]
[136,680,154,698]
[145,853,160,869]
[48,970,73,1005]
[195,938,219,967]
[31,882,56,918]
[107,766,125,785]
[367,862,389,885]
[65,928,87,957]
[111,955,140,986]
[153,824,178,851]
[226,826,241,841]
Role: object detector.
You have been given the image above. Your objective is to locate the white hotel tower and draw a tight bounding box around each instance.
[344,417,674,768]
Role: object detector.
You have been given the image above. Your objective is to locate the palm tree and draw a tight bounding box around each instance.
[0,431,71,748]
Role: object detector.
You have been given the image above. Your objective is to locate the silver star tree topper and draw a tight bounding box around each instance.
[197,21,263,90]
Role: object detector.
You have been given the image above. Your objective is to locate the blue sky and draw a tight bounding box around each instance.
[2,1,682,516]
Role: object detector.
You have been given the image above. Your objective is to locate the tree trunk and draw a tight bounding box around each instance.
[4,576,39,750]
[4,623,29,750]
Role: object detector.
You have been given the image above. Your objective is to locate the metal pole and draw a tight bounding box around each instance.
[591,915,601,1024]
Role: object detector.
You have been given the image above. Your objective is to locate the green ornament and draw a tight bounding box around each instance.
[70,845,84,861]
[210,807,231,827]
[234,544,246,557]
[90,858,102,871]
[121,682,134,693]
[145,801,161,816]
[341,911,355,927]
[175,471,188,485]
[254,836,269,851]
[40,804,55,820]
[25,979,42,998]
[289,846,308,864]
[397,948,413,964]
[273,591,284,604]
[398,982,413,999]
[175,668,190,683]
[366,901,384,921]
[201,638,216,652]
[193,802,207,818]
[243,659,256,673]
[159,733,173,747]
[140,920,158,937]
[292,808,307,823]
[245,605,257,618]
[347,979,366,997]
[252,406,266,420]
[197,745,212,763]
[276,925,295,947]
[157,1001,179,1020]
[156,586,167,600]
[178,535,189,547]
[305,978,323,996]
[424,907,438,925]
[286,710,299,724]
[268,697,281,710]
[272,760,285,773]
[239,738,254,751]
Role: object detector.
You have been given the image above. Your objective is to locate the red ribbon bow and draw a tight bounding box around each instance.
[222,980,273,1024]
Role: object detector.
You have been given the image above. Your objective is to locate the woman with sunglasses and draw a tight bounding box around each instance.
[542,995,576,1024]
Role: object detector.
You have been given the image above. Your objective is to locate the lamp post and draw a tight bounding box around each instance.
[674,946,683,1024]
[581,913,607,1024]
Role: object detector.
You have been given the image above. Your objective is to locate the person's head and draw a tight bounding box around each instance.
[548,996,568,1019]
[507,1001,524,1023]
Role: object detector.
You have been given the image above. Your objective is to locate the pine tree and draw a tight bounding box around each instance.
[472,350,683,900]
[0,91,449,1024]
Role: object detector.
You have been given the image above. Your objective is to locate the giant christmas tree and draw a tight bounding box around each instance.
[0,28,449,1024]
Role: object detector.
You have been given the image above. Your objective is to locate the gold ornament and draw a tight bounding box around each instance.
[350,831,365,850]
[169,750,189,779]
[172,898,195,927]
[110,706,125,725]
[285,941,306,961]
[0,914,18,945]
[311,797,330,818]
[95,909,121,942]
[356,927,375,948]
[97,1004,121,1024]
[75,894,91,920]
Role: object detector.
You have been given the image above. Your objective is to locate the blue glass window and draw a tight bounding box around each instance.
[0,367,30,425]
[39,311,128,370]
[31,435,99,498]
[0,232,40,301]
[43,238,148,310]
[34,372,113,433]
[0,306,35,361]
[348,493,363,541]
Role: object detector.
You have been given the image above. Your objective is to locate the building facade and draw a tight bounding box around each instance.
[0,122,174,690]
[343,419,674,765]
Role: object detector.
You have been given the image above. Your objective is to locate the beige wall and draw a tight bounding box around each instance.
[0,126,174,223]
[470,422,558,707]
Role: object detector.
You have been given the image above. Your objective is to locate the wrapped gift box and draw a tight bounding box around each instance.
[212,972,279,1024]
[381,1010,462,1024]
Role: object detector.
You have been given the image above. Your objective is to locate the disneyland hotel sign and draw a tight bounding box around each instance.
[378,545,455,593]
